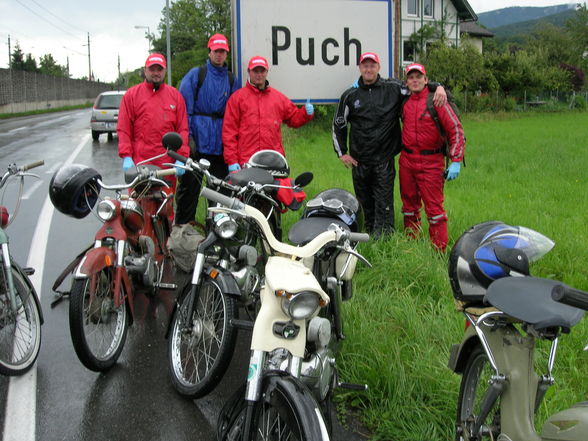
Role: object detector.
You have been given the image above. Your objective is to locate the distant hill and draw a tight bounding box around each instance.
[478,4,576,29]
[490,8,577,43]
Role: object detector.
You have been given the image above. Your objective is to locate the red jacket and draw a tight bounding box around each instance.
[117,81,190,168]
[401,88,465,162]
[222,81,313,166]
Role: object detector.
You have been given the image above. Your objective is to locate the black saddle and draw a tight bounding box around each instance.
[288,217,349,246]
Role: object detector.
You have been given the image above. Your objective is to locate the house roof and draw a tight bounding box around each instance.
[453,0,478,21]
[460,21,495,37]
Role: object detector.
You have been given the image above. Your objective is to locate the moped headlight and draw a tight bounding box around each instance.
[214,213,238,239]
[97,200,116,221]
[277,290,324,320]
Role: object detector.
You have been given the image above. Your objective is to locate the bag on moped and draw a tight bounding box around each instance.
[167,224,204,272]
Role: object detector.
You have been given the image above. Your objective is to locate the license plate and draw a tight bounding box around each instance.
[105,123,115,129]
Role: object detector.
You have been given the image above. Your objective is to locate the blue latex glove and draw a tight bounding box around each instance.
[445,162,461,181]
[351,79,359,88]
[174,160,185,176]
[122,156,135,171]
[305,99,314,115]
[228,163,241,173]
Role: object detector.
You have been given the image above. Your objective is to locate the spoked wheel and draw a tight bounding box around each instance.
[69,267,129,372]
[219,375,328,441]
[0,265,42,376]
[456,346,501,441]
[168,275,238,398]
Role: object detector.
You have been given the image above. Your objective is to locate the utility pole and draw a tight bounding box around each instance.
[166,0,172,85]
[7,34,11,68]
[87,32,92,81]
[117,54,121,89]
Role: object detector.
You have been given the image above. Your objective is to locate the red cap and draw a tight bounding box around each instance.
[247,56,269,71]
[405,63,426,75]
[208,34,230,52]
[359,52,380,64]
[145,53,166,68]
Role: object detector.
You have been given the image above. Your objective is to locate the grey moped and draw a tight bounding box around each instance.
[447,221,588,441]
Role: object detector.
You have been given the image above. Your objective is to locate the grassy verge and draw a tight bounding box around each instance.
[0,102,93,119]
[281,111,588,440]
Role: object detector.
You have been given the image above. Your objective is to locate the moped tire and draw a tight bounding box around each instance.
[218,374,329,441]
[69,267,129,372]
[168,275,238,398]
[0,265,42,376]
[456,345,501,441]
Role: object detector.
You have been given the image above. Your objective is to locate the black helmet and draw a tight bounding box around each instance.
[49,164,101,219]
[246,150,290,178]
[303,188,364,232]
[448,221,555,306]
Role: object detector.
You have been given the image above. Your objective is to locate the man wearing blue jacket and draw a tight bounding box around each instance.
[176,33,240,224]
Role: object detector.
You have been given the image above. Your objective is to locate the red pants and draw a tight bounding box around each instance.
[399,153,448,251]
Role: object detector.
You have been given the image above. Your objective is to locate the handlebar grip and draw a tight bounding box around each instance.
[349,232,370,243]
[167,150,188,164]
[155,168,177,178]
[551,284,588,311]
[200,187,244,210]
[23,160,44,171]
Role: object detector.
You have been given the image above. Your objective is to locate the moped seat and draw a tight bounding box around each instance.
[229,168,275,187]
[288,217,349,245]
[485,277,584,330]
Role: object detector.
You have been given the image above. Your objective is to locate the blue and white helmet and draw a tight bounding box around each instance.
[448,221,554,305]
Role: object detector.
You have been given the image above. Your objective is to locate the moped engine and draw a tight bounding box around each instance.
[124,235,157,288]
[301,317,335,401]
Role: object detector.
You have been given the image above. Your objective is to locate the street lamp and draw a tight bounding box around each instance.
[134,25,151,52]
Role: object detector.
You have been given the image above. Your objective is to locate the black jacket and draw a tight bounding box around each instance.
[332,75,405,165]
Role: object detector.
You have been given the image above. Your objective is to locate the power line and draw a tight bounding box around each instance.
[14,0,85,42]
[28,0,87,34]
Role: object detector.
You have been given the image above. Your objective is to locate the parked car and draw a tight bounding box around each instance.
[90,91,125,141]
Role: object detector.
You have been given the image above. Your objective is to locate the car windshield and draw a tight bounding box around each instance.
[97,94,123,109]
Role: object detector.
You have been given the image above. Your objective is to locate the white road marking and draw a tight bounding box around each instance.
[22,179,43,200]
[3,133,90,441]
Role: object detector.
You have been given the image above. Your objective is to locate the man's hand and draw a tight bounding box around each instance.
[433,86,447,107]
[445,162,460,181]
[339,154,358,168]
[305,99,314,115]
[174,160,185,176]
[122,156,135,171]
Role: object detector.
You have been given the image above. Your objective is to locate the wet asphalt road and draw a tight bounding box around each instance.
[0,109,369,441]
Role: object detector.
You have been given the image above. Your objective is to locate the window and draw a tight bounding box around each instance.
[403,40,416,63]
[423,0,433,17]
[407,0,418,16]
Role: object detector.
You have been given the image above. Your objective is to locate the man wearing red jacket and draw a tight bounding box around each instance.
[222,56,314,171]
[400,63,465,252]
[117,53,190,184]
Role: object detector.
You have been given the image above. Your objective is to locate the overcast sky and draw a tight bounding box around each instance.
[0,0,577,83]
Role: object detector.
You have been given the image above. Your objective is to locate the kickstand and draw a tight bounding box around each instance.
[51,291,70,309]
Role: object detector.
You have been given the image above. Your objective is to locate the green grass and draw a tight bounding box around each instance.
[0,102,93,119]
[280,111,588,440]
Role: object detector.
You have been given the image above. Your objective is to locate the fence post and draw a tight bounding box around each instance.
[524,90,527,111]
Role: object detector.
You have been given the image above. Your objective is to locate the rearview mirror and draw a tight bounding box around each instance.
[294,172,313,188]
[162,132,183,152]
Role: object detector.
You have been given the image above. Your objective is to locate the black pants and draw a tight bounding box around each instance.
[352,158,395,236]
[175,152,228,225]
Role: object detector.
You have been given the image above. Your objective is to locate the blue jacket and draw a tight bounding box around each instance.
[179,59,240,156]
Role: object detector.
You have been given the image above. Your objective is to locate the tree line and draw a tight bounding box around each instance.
[9,42,71,78]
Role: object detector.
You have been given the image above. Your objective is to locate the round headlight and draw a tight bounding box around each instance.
[214,213,238,239]
[97,200,116,221]
[281,291,322,320]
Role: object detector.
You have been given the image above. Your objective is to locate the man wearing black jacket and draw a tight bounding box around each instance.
[332,52,445,237]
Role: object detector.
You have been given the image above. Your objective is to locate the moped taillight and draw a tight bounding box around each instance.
[0,206,9,227]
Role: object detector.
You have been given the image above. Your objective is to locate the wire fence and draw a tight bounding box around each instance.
[456,89,588,113]
[0,68,115,114]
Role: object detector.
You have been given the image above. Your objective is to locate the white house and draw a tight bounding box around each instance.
[394,0,477,75]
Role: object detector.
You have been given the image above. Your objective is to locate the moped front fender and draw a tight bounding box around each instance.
[542,403,588,440]
[75,247,134,319]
